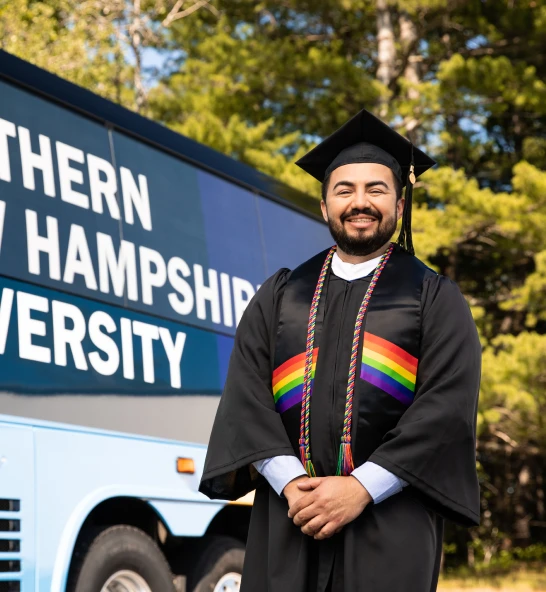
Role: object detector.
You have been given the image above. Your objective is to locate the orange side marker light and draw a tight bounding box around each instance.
[176,457,195,474]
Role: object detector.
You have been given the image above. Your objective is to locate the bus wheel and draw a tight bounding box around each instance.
[69,525,175,592]
[188,535,245,592]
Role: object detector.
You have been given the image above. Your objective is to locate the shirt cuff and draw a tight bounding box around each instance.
[253,455,307,496]
[351,461,408,504]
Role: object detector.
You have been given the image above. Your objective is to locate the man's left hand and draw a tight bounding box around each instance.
[287,476,372,540]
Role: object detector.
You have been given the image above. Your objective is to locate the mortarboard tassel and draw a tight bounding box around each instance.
[397,145,416,256]
[336,439,355,477]
[300,438,317,477]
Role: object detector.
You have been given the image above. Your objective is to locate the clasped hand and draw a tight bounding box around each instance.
[285,476,372,540]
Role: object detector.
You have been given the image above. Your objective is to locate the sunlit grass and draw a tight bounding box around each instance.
[438,569,546,591]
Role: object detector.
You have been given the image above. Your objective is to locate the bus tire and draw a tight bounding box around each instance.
[188,535,245,592]
[69,524,175,592]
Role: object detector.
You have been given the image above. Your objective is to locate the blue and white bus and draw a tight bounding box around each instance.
[0,50,330,592]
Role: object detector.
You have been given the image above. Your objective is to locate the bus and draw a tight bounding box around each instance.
[0,50,330,592]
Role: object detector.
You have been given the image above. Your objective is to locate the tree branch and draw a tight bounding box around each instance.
[162,0,219,27]
[390,11,420,92]
[162,0,185,27]
[491,428,519,448]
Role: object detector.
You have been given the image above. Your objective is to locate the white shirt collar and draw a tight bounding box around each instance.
[331,251,383,282]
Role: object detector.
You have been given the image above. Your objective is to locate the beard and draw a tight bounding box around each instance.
[326,206,398,257]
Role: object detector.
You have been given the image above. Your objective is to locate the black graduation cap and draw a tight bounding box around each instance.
[295,108,436,255]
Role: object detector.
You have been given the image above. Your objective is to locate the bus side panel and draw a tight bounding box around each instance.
[0,423,35,592]
[30,425,221,591]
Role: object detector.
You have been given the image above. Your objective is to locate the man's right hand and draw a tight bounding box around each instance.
[283,475,310,509]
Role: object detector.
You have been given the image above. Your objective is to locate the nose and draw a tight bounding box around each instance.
[351,185,372,210]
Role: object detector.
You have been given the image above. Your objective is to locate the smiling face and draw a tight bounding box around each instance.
[320,162,404,260]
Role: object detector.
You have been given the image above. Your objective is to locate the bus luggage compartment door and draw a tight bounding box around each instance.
[0,423,35,592]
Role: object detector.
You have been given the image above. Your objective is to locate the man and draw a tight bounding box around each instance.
[199,109,481,592]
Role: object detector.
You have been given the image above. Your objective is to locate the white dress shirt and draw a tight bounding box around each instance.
[253,250,408,502]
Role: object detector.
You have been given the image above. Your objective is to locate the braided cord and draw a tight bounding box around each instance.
[336,243,394,476]
[299,244,394,477]
[299,246,336,476]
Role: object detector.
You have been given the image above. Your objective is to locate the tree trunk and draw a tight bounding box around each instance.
[115,20,124,106]
[467,541,475,567]
[399,10,421,141]
[376,0,396,117]
[514,464,532,544]
[537,472,545,520]
[131,0,146,113]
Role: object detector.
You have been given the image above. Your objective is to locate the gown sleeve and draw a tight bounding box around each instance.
[368,274,482,526]
[199,269,298,500]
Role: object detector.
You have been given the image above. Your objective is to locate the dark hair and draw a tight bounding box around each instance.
[321,169,403,202]
[321,173,331,201]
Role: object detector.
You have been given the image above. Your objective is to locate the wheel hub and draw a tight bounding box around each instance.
[213,571,241,592]
[101,569,152,592]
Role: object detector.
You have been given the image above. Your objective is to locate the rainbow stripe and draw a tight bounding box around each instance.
[360,332,417,406]
[273,349,318,413]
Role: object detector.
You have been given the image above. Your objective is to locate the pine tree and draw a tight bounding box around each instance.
[3,0,546,563]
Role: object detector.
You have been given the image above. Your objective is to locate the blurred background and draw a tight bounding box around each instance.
[2,0,546,589]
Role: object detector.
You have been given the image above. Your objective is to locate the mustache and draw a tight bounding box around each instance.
[340,207,382,223]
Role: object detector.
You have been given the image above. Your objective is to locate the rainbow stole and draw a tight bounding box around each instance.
[273,334,418,412]
[273,349,318,413]
[272,245,428,416]
[361,332,417,406]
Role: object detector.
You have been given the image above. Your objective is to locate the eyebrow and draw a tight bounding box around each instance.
[332,180,390,191]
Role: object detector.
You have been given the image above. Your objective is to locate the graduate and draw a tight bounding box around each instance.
[199,108,482,592]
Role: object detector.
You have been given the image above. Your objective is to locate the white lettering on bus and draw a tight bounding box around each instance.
[193,264,221,324]
[132,320,159,384]
[17,291,51,363]
[25,209,61,280]
[97,233,138,301]
[24,210,257,328]
[167,257,194,316]
[18,126,56,197]
[63,224,98,290]
[52,300,88,370]
[0,287,14,354]
[88,310,120,376]
[0,118,16,182]
[56,141,89,209]
[232,276,256,325]
[120,167,152,231]
[0,116,151,230]
[139,246,167,305]
[158,327,186,389]
[0,200,6,256]
[220,272,233,328]
[1,118,262,330]
[120,317,135,380]
[6,288,188,388]
[87,154,121,220]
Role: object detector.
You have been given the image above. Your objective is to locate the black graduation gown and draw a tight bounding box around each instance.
[199,267,481,592]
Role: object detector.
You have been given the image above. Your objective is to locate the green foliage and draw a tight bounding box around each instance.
[0,0,136,106]
[444,543,546,575]
[506,250,546,327]
[2,0,546,562]
[481,332,546,446]
[162,108,320,195]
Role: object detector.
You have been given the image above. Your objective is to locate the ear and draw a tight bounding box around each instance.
[396,197,405,222]
[320,200,329,223]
